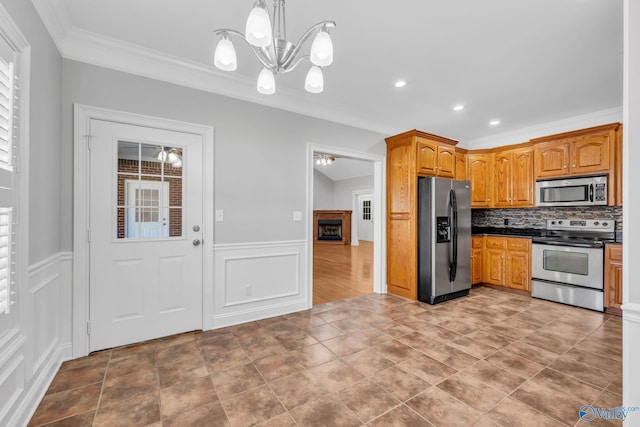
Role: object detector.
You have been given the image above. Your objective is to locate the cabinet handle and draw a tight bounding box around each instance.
[573,164,576,167]
[563,165,567,168]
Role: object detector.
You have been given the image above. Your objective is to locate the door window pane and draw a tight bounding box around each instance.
[117,141,183,239]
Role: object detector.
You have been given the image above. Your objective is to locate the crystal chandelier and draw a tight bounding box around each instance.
[213,0,336,95]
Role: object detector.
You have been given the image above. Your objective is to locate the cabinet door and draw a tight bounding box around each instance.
[472,247,483,285]
[535,141,570,178]
[471,236,483,285]
[571,132,611,175]
[511,148,535,207]
[388,143,414,215]
[468,154,492,207]
[437,145,455,178]
[493,153,512,207]
[417,139,438,175]
[455,152,467,180]
[483,248,504,286]
[504,238,531,291]
[604,244,623,310]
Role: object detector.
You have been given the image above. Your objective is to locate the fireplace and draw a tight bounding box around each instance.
[318,220,342,241]
[313,210,352,245]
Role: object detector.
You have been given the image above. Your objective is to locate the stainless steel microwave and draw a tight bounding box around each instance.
[536,175,607,207]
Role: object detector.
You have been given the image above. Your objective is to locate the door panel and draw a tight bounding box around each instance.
[89,119,203,351]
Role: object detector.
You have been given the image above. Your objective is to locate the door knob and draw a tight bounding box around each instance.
[193,239,201,246]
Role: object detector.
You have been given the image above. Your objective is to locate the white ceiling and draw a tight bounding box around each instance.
[33,0,623,143]
[314,156,374,182]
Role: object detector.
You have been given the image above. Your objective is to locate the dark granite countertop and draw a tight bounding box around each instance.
[472,226,544,238]
[473,226,623,243]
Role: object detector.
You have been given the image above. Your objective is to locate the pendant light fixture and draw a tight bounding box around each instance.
[213,0,336,95]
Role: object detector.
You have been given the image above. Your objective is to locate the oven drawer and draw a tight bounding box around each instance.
[531,280,604,312]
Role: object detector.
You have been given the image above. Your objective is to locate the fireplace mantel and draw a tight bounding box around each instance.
[313,210,352,245]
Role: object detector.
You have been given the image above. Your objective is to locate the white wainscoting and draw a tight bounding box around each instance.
[210,241,308,329]
[623,302,640,410]
[0,252,72,427]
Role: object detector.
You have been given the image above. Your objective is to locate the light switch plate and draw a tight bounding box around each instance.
[215,210,224,222]
[293,211,302,221]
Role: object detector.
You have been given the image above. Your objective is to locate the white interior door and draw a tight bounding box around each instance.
[358,194,374,241]
[89,119,203,351]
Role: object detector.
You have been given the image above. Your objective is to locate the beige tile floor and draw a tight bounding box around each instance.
[28,286,623,426]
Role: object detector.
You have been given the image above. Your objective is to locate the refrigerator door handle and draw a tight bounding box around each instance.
[449,188,458,282]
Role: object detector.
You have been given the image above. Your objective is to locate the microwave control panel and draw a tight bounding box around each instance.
[594,183,606,202]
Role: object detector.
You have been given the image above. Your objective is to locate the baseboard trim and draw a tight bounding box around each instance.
[622,302,640,323]
[211,299,308,329]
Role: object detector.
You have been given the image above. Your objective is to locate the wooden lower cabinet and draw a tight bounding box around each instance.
[505,239,531,291]
[605,243,623,311]
[471,236,483,285]
[482,236,531,291]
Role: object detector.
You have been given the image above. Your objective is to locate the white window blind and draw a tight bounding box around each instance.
[0,34,17,315]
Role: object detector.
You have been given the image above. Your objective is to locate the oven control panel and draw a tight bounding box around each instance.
[546,219,615,232]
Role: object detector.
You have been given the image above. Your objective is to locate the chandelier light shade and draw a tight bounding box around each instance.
[305,66,324,94]
[257,67,276,94]
[310,29,333,67]
[213,0,336,95]
[245,0,272,47]
[213,35,237,71]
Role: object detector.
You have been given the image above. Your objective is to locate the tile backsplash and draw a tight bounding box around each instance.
[472,206,623,231]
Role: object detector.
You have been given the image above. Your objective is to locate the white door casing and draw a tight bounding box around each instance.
[88,120,203,352]
[73,105,214,357]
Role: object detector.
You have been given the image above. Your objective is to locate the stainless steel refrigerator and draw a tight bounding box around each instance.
[418,177,472,304]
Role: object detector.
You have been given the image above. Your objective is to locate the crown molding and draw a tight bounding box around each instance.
[31,0,392,136]
[31,0,69,52]
[462,107,623,149]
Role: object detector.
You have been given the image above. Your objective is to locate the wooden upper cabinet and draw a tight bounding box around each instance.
[468,153,492,208]
[455,150,468,181]
[437,144,455,178]
[417,139,438,175]
[571,135,610,175]
[493,152,512,208]
[534,141,570,177]
[533,124,618,179]
[493,147,534,208]
[511,148,535,206]
[416,136,456,178]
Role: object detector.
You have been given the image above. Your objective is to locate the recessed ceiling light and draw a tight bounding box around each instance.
[453,105,465,111]
[490,120,501,126]
[394,80,407,88]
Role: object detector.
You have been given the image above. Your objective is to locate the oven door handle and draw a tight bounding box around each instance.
[589,184,594,203]
[532,241,602,249]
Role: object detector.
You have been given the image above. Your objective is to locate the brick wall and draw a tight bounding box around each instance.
[117,159,183,238]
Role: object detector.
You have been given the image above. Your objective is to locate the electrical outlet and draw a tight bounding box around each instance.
[245,285,252,297]
[216,210,224,222]
[293,211,302,221]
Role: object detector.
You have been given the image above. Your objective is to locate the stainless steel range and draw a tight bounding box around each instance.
[531,219,616,311]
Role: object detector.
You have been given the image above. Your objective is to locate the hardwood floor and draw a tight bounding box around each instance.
[313,240,373,305]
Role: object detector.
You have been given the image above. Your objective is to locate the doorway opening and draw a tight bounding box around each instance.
[307,144,385,306]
